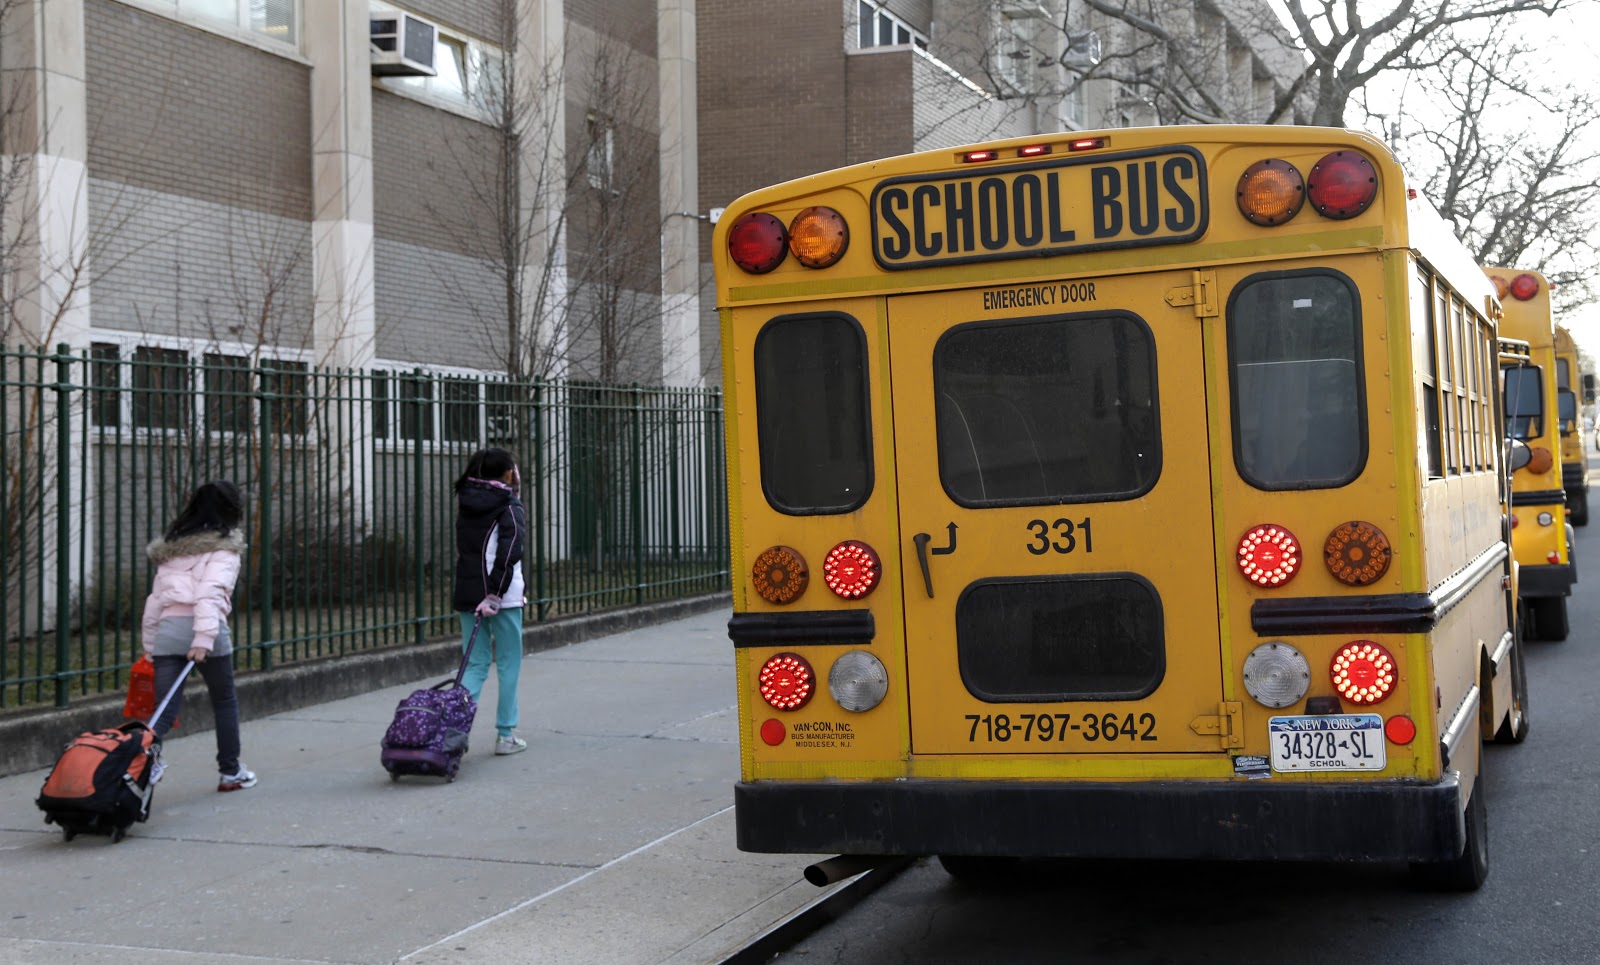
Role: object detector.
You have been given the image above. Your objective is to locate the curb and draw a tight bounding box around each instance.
[714,858,915,965]
[1,592,731,779]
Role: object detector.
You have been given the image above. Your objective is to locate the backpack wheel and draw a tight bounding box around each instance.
[62,828,76,842]
[110,827,125,843]
[389,770,401,782]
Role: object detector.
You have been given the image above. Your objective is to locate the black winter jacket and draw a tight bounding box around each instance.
[452,479,527,612]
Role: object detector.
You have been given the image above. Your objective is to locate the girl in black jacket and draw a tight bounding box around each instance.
[452,447,529,755]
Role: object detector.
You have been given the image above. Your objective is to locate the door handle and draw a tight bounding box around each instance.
[911,523,957,598]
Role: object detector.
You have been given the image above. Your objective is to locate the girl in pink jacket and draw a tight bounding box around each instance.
[140,480,256,791]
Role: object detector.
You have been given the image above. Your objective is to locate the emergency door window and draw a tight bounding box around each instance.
[1228,271,1366,489]
[933,313,1160,506]
[753,313,873,514]
[956,575,1165,702]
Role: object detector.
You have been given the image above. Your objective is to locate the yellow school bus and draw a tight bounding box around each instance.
[716,126,1527,892]
[1487,268,1576,640]
[1553,324,1589,525]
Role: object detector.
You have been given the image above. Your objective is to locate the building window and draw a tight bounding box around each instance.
[90,343,122,429]
[161,0,298,45]
[132,347,191,431]
[587,113,615,191]
[857,2,929,50]
[205,353,253,434]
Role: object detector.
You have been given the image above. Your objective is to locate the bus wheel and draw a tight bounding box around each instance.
[1532,597,1570,641]
[937,855,1020,882]
[1493,634,1531,744]
[1410,772,1488,892]
[1572,491,1589,527]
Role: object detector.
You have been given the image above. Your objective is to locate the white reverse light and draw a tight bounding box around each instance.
[1242,641,1312,708]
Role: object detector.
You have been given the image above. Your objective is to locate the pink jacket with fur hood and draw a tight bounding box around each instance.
[140,531,247,654]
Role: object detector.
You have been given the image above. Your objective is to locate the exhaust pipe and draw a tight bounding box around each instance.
[804,854,889,886]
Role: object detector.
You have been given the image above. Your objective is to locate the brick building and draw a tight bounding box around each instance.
[4,0,704,386]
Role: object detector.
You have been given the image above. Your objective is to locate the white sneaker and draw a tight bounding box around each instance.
[149,758,167,784]
[218,765,257,791]
[494,735,527,755]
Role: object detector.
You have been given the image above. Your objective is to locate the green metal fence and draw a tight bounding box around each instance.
[0,343,729,710]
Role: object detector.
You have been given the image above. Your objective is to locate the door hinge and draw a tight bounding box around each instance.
[1164,269,1218,318]
[1188,701,1244,749]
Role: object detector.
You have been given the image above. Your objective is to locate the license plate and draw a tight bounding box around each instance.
[1268,714,1386,772]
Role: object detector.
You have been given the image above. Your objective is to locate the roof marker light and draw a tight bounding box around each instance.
[961,149,999,163]
[1068,137,1106,151]
[1018,144,1051,157]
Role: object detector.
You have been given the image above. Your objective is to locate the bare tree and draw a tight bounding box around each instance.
[1374,27,1600,311]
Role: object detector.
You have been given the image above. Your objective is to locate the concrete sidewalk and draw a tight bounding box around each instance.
[0,609,840,964]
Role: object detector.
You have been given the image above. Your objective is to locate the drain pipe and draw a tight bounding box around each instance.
[803,854,891,886]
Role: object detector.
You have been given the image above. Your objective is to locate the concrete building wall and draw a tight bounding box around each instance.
[697,0,849,215]
[400,0,500,40]
[86,0,311,221]
[844,49,914,165]
[85,0,313,345]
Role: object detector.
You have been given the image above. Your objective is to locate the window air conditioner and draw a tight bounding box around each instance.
[1064,30,1102,68]
[370,13,438,77]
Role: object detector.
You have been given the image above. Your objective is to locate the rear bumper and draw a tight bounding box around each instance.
[1519,562,1575,598]
[736,773,1466,863]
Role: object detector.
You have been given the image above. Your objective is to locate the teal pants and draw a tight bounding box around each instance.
[459,608,524,737]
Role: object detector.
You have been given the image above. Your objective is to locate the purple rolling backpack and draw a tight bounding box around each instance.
[381,618,481,782]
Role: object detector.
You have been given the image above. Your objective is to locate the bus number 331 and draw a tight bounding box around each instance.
[1025,516,1093,554]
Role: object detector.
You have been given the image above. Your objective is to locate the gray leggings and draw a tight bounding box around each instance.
[152,653,243,775]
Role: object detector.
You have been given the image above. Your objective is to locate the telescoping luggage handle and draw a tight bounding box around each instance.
[443,616,483,690]
[147,660,197,730]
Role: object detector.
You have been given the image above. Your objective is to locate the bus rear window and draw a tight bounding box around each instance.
[934,313,1160,506]
[753,313,873,514]
[1228,271,1366,489]
[956,575,1165,702]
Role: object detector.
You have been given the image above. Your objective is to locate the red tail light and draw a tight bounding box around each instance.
[1331,641,1396,705]
[823,540,880,599]
[759,653,816,711]
[728,212,788,274]
[1236,524,1301,587]
[1307,151,1377,219]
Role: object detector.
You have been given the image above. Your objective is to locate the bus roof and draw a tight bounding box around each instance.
[714,124,1492,310]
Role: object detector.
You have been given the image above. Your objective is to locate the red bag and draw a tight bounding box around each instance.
[123,657,177,728]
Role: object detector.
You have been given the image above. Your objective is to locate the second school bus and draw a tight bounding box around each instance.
[1489,268,1577,640]
[715,126,1529,891]
[1553,323,1590,526]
